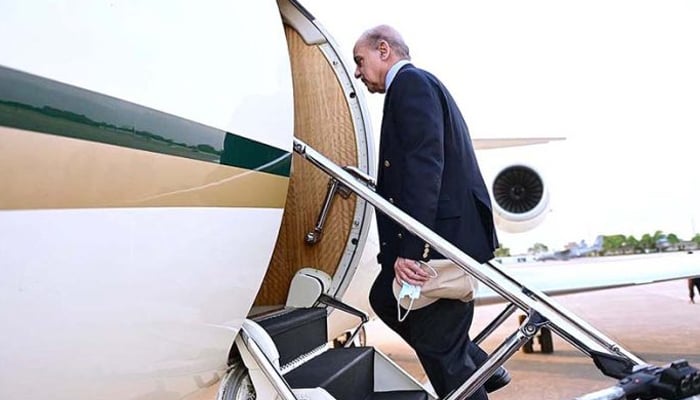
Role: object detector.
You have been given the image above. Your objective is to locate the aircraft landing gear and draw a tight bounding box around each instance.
[219,362,256,400]
[519,314,554,354]
[539,327,554,353]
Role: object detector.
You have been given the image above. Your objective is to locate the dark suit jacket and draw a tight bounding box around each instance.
[376,63,498,267]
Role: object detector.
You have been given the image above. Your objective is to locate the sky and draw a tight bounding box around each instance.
[301,0,700,254]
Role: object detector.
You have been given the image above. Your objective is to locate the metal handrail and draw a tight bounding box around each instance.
[293,138,647,393]
[473,303,517,345]
[449,311,549,399]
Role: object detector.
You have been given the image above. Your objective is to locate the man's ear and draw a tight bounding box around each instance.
[378,40,391,60]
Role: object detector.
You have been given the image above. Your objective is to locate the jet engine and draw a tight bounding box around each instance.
[490,164,550,233]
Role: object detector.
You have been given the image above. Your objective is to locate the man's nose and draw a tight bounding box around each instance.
[354,68,361,79]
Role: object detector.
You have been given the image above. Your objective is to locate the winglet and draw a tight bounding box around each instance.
[473,137,566,150]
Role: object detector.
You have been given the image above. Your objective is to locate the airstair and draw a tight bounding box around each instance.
[224,139,700,400]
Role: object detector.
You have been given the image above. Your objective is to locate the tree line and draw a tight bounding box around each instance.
[495,231,700,257]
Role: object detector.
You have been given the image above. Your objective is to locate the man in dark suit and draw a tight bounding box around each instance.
[352,25,508,399]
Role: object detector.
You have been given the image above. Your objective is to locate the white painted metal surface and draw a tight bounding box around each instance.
[0,0,294,151]
[0,2,296,398]
[0,207,282,399]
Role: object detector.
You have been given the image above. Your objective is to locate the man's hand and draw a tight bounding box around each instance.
[394,257,430,286]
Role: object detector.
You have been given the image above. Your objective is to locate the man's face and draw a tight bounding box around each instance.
[353,40,387,94]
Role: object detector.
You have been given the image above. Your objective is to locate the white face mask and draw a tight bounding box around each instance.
[396,281,421,322]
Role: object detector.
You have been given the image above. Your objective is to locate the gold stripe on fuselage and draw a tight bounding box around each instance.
[0,127,289,210]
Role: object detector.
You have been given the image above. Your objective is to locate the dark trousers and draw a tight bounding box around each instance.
[370,270,489,399]
[690,278,700,299]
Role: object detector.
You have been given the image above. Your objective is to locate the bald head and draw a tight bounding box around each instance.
[352,25,411,94]
[358,25,411,60]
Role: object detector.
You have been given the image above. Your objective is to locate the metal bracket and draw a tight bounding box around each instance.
[317,293,369,348]
[305,178,351,245]
[344,165,376,190]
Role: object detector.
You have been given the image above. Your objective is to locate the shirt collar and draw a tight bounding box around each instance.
[385,59,411,92]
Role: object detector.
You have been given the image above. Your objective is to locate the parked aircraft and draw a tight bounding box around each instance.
[1,1,699,400]
[656,235,672,252]
[535,235,604,261]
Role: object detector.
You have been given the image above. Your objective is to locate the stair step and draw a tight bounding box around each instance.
[255,307,327,366]
[285,347,374,400]
[366,391,429,400]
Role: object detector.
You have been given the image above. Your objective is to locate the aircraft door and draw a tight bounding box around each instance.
[254,0,375,318]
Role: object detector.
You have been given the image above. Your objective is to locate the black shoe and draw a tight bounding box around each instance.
[484,367,511,393]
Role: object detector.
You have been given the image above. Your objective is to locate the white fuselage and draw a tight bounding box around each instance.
[0,1,295,399]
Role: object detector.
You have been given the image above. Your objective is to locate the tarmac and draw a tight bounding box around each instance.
[364,279,700,400]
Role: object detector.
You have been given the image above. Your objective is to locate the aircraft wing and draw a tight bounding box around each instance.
[472,137,565,150]
[476,252,700,305]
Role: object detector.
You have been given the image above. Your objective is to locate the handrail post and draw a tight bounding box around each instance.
[446,311,549,400]
[473,303,517,346]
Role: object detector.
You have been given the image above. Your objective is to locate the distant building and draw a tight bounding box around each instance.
[673,241,699,252]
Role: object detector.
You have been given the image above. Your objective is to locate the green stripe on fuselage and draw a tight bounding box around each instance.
[0,66,291,177]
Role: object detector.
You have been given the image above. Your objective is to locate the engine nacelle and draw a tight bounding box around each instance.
[491,164,550,233]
